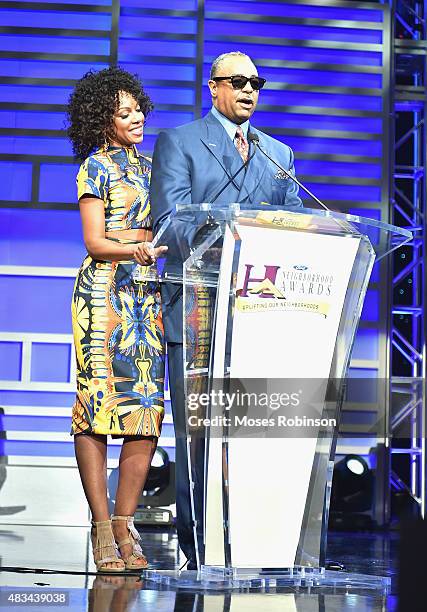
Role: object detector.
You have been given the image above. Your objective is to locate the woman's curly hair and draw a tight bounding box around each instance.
[67,66,153,161]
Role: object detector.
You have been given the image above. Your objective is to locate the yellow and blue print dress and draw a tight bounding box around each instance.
[71,146,164,437]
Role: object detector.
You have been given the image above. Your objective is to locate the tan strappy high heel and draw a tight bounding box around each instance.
[111,515,148,569]
[91,519,126,573]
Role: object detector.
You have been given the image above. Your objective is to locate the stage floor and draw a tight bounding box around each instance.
[0,524,398,611]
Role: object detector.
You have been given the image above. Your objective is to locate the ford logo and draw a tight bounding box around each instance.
[293,265,308,270]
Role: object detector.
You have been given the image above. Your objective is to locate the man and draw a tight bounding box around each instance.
[150,51,303,568]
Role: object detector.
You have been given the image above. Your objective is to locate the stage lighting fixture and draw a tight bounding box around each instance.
[329,454,374,527]
[134,447,175,526]
[346,457,365,475]
[144,447,170,492]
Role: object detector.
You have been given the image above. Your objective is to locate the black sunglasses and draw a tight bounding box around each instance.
[212,75,266,91]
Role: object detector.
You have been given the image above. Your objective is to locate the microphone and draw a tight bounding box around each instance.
[248,132,259,145]
[250,133,330,212]
[208,131,258,204]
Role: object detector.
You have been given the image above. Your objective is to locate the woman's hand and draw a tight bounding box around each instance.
[132,242,168,265]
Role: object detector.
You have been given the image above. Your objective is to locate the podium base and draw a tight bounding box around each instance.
[200,565,325,579]
[143,568,391,593]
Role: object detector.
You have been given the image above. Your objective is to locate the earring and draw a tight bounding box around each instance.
[102,137,109,152]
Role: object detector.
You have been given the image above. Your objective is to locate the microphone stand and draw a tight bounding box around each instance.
[249,135,355,236]
[250,136,330,212]
[208,142,257,205]
[203,132,258,229]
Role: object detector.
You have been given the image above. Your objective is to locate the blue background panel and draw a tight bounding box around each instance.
[0,209,84,267]
[0,161,32,202]
[349,207,381,244]
[360,223,380,246]
[0,110,66,131]
[256,114,382,134]
[0,276,74,334]
[360,290,379,322]
[346,369,382,404]
[3,415,72,432]
[371,261,380,283]
[0,342,22,381]
[0,85,73,105]
[340,411,378,426]
[296,160,381,180]
[352,328,379,362]
[0,137,72,157]
[350,208,381,220]
[206,2,384,22]
[120,63,196,82]
[144,87,195,106]
[120,15,197,34]
[119,39,196,58]
[282,136,382,157]
[348,369,378,379]
[124,0,196,7]
[147,110,196,129]
[202,90,383,111]
[21,0,111,4]
[204,41,383,67]
[1,10,112,30]
[2,440,76,458]
[301,183,381,203]
[140,135,157,156]
[39,164,79,203]
[255,47,383,66]
[0,59,109,79]
[31,343,71,383]
[0,390,75,407]
[0,35,110,55]
[205,21,383,45]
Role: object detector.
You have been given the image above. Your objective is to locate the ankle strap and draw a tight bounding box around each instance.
[111,515,133,521]
[91,519,112,527]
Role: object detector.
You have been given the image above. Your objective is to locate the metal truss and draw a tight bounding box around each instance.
[390,0,427,517]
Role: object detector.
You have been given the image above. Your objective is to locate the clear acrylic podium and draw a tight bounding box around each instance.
[145,204,411,592]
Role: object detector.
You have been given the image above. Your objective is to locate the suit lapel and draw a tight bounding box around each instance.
[200,112,246,193]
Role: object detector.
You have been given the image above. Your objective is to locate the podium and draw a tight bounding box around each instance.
[148,204,411,587]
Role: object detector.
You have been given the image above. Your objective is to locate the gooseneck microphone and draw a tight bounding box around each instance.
[208,131,258,204]
[249,133,330,212]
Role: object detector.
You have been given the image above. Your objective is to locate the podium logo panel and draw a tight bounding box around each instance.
[236,262,335,318]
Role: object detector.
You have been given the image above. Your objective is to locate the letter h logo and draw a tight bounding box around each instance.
[239,264,281,298]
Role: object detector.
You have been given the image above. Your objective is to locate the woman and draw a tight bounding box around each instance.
[67,67,167,572]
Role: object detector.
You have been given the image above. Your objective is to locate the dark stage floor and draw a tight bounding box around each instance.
[0,525,398,611]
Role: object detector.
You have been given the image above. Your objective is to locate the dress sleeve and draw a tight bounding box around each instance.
[76,155,109,203]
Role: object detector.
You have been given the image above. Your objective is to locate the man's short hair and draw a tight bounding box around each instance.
[210,51,253,80]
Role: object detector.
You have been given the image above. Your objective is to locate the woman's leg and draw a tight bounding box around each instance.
[74,433,123,570]
[74,433,109,520]
[112,436,157,564]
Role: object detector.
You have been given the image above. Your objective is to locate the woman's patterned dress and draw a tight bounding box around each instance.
[71,145,164,437]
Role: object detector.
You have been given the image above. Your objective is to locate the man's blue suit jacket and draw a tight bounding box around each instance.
[150,110,303,343]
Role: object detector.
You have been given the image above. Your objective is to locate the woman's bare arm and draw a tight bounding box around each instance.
[79,196,167,264]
